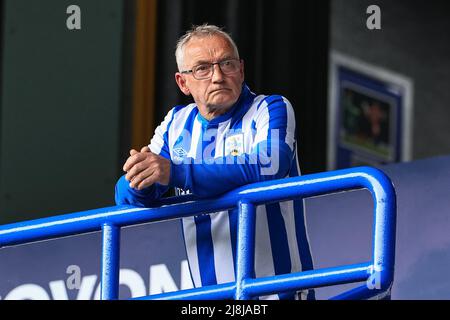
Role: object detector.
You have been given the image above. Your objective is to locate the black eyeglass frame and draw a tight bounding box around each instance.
[180,58,242,80]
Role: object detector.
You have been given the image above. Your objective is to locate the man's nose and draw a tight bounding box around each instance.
[211,63,224,82]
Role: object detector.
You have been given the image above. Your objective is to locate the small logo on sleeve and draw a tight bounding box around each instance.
[173,147,188,159]
[172,135,189,163]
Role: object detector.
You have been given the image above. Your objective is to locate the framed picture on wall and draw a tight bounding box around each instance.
[328,51,414,170]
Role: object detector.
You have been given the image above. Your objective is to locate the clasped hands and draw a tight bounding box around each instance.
[123,146,171,190]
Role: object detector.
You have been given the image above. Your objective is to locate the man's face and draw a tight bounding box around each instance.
[175,35,244,117]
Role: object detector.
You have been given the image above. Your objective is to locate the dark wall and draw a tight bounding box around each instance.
[155,0,330,174]
[0,0,124,223]
[330,0,450,160]
[0,0,330,224]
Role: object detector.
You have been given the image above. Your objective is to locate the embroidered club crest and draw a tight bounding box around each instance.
[225,133,244,156]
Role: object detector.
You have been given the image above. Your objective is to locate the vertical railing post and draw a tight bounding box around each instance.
[235,201,256,300]
[371,170,397,294]
[100,223,121,300]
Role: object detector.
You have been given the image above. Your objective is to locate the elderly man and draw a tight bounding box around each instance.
[115,24,314,300]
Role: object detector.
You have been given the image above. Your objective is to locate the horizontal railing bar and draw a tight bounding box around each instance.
[244,262,372,298]
[0,166,389,248]
[131,262,372,300]
[0,206,148,247]
[134,282,236,300]
[329,283,388,300]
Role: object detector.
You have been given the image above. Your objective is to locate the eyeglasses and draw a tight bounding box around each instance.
[180,59,241,80]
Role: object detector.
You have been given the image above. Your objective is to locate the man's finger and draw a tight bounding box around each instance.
[129,167,155,189]
[123,149,139,172]
[136,170,159,190]
[123,152,148,172]
[141,146,150,153]
[125,161,145,182]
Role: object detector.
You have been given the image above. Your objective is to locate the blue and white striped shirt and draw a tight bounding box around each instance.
[115,84,314,300]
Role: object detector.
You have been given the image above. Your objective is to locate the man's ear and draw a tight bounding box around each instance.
[175,73,191,96]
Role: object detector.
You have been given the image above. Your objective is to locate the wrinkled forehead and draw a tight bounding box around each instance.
[183,35,236,66]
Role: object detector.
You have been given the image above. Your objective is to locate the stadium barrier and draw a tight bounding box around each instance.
[0,166,396,300]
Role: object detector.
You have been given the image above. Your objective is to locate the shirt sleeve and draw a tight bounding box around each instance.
[114,108,175,207]
[169,96,297,198]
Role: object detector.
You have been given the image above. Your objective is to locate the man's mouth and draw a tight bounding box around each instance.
[210,88,229,94]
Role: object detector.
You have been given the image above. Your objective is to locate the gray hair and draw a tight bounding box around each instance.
[175,24,240,72]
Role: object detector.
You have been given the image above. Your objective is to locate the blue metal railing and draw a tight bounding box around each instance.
[0,166,396,300]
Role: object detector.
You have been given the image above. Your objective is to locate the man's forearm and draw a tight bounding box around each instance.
[115,175,169,207]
